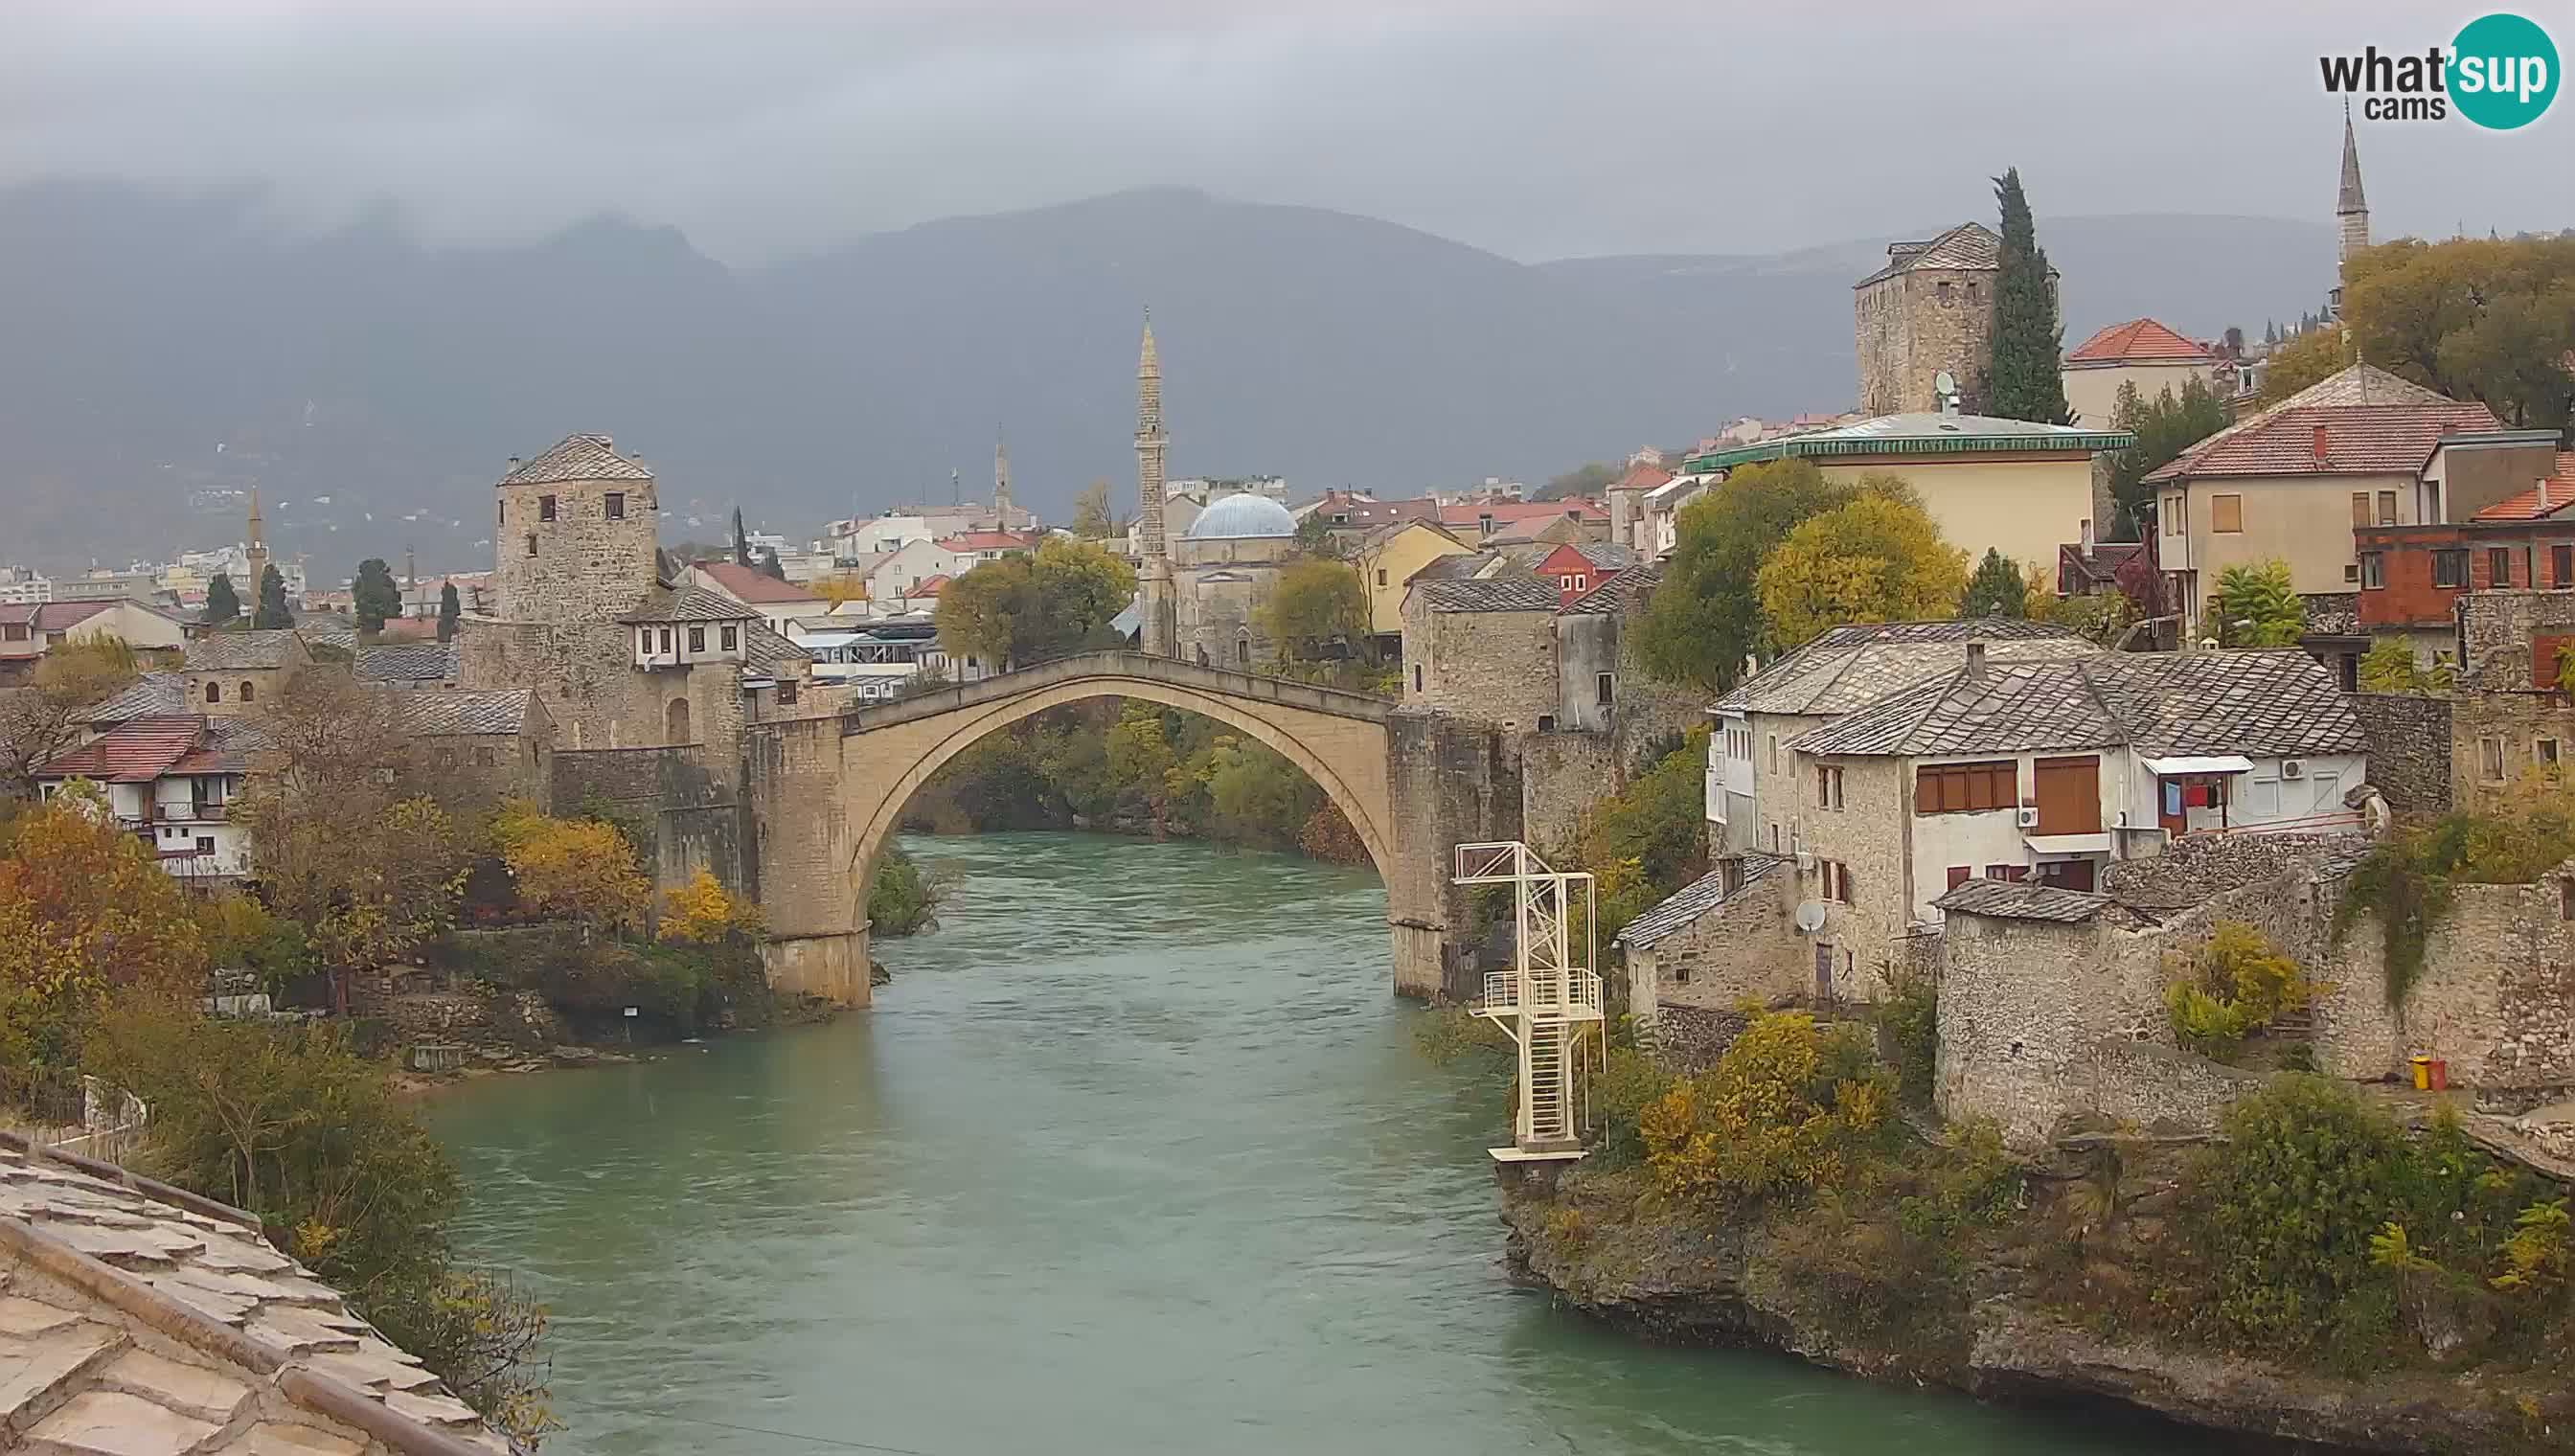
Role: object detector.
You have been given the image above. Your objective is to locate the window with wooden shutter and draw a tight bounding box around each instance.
[1915,760,2017,814]
[2377,490,2398,526]
[2210,494,2244,534]
[2491,548,2514,587]
[2351,492,2371,528]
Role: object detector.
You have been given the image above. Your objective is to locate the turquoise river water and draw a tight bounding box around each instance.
[431,832,2184,1455]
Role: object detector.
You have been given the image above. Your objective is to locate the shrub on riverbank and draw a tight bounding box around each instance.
[869,846,950,937]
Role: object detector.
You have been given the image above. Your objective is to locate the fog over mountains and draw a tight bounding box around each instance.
[0,181,2335,571]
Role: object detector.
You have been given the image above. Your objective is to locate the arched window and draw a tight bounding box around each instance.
[666,696,693,745]
[239,681,255,702]
[205,681,220,704]
[1235,637,1250,666]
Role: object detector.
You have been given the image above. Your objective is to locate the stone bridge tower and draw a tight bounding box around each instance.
[491,433,660,624]
[1134,312,1177,656]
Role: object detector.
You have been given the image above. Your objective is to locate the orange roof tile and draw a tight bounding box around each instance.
[2472,453,2575,522]
[695,560,823,604]
[2145,402,2499,483]
[2065,317,2214,366]
[34,716,208,783]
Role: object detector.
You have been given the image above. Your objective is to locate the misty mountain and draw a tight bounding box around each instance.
[0,182,2336,572]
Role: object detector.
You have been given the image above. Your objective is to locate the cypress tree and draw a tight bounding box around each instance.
[352,557,402,633]
[253,564,292,628]
[760,548,788,581]
[1960,548,2030,619]
[205,572,240,625]
[1986,168,2071,424]
[731,508,752,568]
[437,582,462,642]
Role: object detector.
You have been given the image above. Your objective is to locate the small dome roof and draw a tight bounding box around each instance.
[1185,492,1296,539]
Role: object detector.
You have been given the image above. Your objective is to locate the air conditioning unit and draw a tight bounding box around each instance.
[1793,851,1814,873]
[2016,807,2040,829]
[2282,759,2306,779]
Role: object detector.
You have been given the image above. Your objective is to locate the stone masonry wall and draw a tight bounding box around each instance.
[1640,868,1809,1013]
[2450,689,2575,814]
[493,474,660,624]
[2316,876,2575,1091]
[1857,265,1996,417]
[1401,597,1558,733]
[2348,693,2452,812]
[552,744,747,894]
[1385,711,1520,1001]
[1520,730,1618,854]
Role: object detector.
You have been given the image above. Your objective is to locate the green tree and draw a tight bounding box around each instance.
[1292,511,1342,560]
[935,536,1137,670]
[253,563,292,628]
[2107,376,2232,539]
[0,635,141,799]
[205,572,240,626]
[2211,558,2304,647]
[1539,461,1620,500]
[2258,326,2346,405]
[353,557,401,633]
[1258,557,1368,665]
[1202,737,1317,847]
[436,582,461,642]
[1071,479,1115,538]
[1755,482,1971,649]
[2344,235,2575,432]
[1960,548,2029,619]
[1105,703,1180,834]
[2435,288,2575,432]
[1634,459,1856,691]
[760,548,788,581]
[1986,168,2071,423]
[2358,638,2432,694]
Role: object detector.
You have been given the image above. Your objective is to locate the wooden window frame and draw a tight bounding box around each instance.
[605,491,626,520]
[2431,549,2468,589]
[2210,493,2244,534]
[538,494,558,522]
[2490,546,2513,587]
[2350,491,2371,528]
[2376,489,2398,527]
[2359,552,2385,589]
[1914,759,2017,815]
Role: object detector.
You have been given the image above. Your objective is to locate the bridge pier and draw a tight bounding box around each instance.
[763,925,873,1009]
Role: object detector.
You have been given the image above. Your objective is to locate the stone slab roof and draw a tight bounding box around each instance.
[0,1135,504,1453]
[1561,561,1663,617]
[81,672,189,726]
[1714,618,2091,717]
[353,642,460,685]
[403,688,535,737]
[742,621,810,676]
[620,585,761,626]
[1932,876,2115,923]
[497,432,652,486]
[183,632,302,672]
[1790,648,2369,760]
[1615,853,1781,949]
[1853,221,2002,286]
[1415,578,1561,614]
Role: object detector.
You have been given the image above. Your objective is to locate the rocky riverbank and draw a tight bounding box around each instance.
[1497,1143,2572,1455]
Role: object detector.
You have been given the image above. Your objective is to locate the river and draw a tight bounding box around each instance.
[433,832,2173,1455]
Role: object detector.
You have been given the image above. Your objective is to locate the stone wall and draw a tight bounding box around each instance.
[1936,908,2173,1148]
[1638,867,1810,1013]
[416,726,553,816]
[2450,689,2575,814]
[1401,595,1558,733]
[2348,693,2452,813]
[2458,589,2575,689]
[2081,1037,2266,1135]
[493,474,660,624]
[1520,729,1618,853]
[552,744,747,894]
[1856,265,1996,417]
[1385,711,1520,1000]
[2318,877,2575,1090]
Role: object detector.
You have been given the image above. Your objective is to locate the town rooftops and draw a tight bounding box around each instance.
[0,1133,505,1453]
[80,671,188,726]
[354,641,460,685]
[1299,492,1438,529]
[1686,412,2134,473]
[2141,400,2500,484]
[1853,221,2007,286]
[1436,499,1606,530]
[1414,577,1563,614]
[183,630,302,672]
[1616,853,1783,948]
[2142,362,2478,485]
[935,530,1045,553]
[2472,453,2575,522]
[1561,560,1663,616]
[404,688,536,737]
[1931,876,2121,924]
[1790,648,2367,761]
[742,620,810,677]
[2064,317,2216,367]
[0,602,113,633]
[620,584,761,625]
[498,432,653,486]
[693,561,822,605]
[34,715,212,783]
[1715,618,2091,717]
[1607,461,1675,493]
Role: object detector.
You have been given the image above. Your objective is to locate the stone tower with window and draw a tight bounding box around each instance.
[1852,220,2055,417]
[491,433,660,624]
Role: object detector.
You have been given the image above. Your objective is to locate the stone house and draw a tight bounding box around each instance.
[2059,316,2221,429]
[181,629,311,716]
[33,714,260,881]
[1638,473,1716,559]
[1400,577,1561,728]
[2142,363,2497,644]
[406,687,555,813]
[1852,220,2053,417]
[1604,459,1673,557]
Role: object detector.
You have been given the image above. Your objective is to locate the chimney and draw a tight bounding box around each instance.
[1966,640,1987,679]
[2080,517,2095,552]
[2312,422,2330,464]
[2541,477,2552,511]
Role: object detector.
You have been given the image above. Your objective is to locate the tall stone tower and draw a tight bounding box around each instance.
[993,427,1014,521]
[491,432,661,624]
[242,486,269,599]
[1133,312,1176,656]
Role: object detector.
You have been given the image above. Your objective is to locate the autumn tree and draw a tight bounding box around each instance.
[2258,326,2347,406]
[813,574,870,608]
[1754,481,1970,649]
[1634,459,1856,691]
[1292,511,1343,560]
[489,801,652,932]
[1987,168,2071,423]
[2211,559,2305,647]
[935,536,1136,670]
[2106,375,2232,538]
[0,635,140,800]
[1960,549,2030,619]
[0,785,210,1091]
[239,669,467,1010]
[1105,703,1181,836]
[1071,479,1116,538]
[2344,235,2575,432]
[658,869,765,944]
[253,563,292,628]
[353,558,402,634]
[1258,557,1368,665]
[206,572,241,626]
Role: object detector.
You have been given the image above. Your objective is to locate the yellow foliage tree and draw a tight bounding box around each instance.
[1754,483,1969,649]
[813,574,870,608]
[657,869,765,944]
[490,801,651,932]
[1637,1010,1888,1207]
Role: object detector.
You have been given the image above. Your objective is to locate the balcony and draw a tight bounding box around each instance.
[1477,968,1604,1021]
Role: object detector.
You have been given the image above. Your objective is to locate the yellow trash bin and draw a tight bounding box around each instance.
[2409,1056,2433,1091]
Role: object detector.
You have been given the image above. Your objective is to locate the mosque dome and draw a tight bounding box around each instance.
[1184,493,1297,540]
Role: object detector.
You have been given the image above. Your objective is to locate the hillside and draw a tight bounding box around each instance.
[0,182,2334,569]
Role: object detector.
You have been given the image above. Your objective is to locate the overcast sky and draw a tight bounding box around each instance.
[3,1,2562,266]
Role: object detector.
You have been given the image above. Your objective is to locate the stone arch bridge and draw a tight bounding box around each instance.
[741,651,1515,1006]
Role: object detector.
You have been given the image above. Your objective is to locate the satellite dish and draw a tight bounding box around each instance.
[1792,901,1829,935]
[1933,369,1958,398]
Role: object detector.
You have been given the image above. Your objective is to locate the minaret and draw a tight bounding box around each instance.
[242,486,270,600]
[992,426,1014,525]
[2334,102,2370,317]
[1134,310,1176,656]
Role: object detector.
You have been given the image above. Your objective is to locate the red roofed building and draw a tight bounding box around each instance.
[2357,444,2575,653]
[34,715,258,880]
[1606,461,1675,556]
[2139,363,2504,642]
[1437,498,1607,544]
[2061,317,2222,428]
[688,559,826,634]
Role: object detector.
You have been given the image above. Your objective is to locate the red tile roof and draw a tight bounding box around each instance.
[913,575,951,596]
[34,716,208,784]
[2472,453,2575,521]
[934,531,1041,553]
[2064,317,2214,366]
[694,560,823,604]
[2144,402,2499,483]
[1608,462,1674,493]
[1436,499,1606,528]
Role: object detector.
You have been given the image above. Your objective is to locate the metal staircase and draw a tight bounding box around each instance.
[1456,841,1605,1162]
